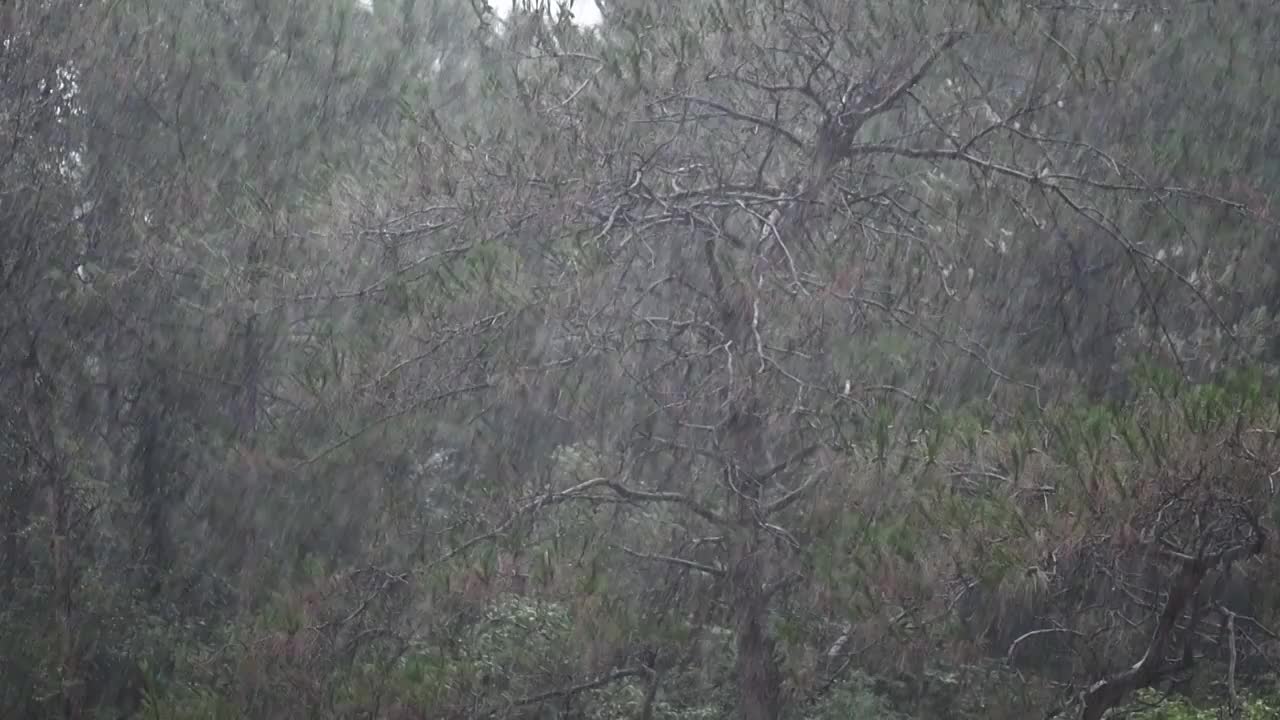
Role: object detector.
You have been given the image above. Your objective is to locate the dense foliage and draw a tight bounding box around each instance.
[3,1,1279,718]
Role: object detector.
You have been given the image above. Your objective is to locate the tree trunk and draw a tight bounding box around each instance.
[731,541,784,720]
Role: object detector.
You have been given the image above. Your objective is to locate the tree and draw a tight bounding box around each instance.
[451,1,1279,717]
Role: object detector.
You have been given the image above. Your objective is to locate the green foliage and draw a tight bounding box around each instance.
[7,1,1280,719]
[470,596,575,677]
[1126,688,1280,720]
[137,687,240,720]
[806,673,909,720]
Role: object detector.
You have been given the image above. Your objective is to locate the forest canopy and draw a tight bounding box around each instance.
[3,1,1280,719]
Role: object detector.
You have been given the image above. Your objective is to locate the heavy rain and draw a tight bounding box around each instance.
[3,1,1280,718]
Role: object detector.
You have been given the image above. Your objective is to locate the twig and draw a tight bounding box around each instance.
[616,545,725,577]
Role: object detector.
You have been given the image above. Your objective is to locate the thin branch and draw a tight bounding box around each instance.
[675,94,807,149]
[1007,627,1083,663]
[483,667,648,716]
[296,383,492,468]
[557,66,602,109]
[762,445,822,516]
[855,31,965,122]
[616,545,725,577]
[604,480,728,526]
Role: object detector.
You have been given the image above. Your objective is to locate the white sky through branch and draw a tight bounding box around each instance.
[497,1,602,27]
[355,0,602,27]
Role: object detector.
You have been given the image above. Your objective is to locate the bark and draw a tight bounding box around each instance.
[731,540,784,720]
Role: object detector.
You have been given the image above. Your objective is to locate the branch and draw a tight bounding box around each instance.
[483,667,648,716]
[296,383,492,468]
[762,445,822,516]
[1080,559,1203,720]
[1226,610,1240,715]
[847,144,1038,183]
[638,664,660,720]
[528,476,613,509]
[617,545,725,577]
[855,31,965,122]
[1078,525,1266,720]
[1007,627,1083,663]
[422,477,614,573]
[846,142,1240,351]
[604,480,728,526]
[676,95,807,149]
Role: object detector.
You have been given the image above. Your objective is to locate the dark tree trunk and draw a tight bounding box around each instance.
[730,533,784,720]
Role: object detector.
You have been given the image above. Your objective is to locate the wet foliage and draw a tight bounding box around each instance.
[3,1,1280,718]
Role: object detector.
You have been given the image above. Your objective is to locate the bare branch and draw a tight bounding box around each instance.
[674,94,807,149]
[1007,627,1083,663]
[604,480,728,527]
[761,445,822,516]
[854,31,965,123]
[616,545,725,577]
